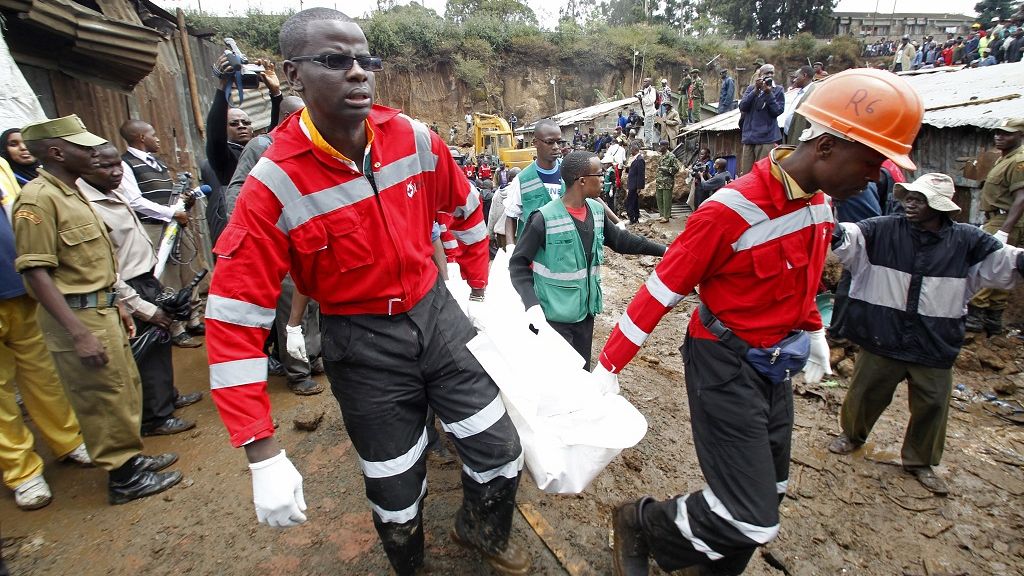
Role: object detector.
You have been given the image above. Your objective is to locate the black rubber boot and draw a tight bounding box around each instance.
[612,496,654,576]
[375,511,425,576]
[984,307,1005,336]
[965,304,986,333]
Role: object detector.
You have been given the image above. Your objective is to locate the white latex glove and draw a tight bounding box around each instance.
[591,363,620,395]
[616,221,627,231]
[504,242,516,253]
[993,230,1010,245]
[285,324,306,362]
[525,304,551,333]
[802,328,832,385]
[466,297,487,331]
[249,450,307,527]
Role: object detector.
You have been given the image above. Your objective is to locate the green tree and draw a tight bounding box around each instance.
[709,0,834,38]
[974,0,1017,23]
[446,0,536,25]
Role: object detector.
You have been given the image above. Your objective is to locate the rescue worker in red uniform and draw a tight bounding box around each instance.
[594,69,925,576]
[205,9,527,576]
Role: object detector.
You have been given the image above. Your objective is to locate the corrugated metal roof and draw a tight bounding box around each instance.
[900,63,1024,129]
[680,63,1024,136]
[0,0,163,89]
[520,96,640,132]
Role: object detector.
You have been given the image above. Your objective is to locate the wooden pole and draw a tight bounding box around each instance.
[177,8,205,140]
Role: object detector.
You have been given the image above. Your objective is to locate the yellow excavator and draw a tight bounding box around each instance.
[472,113,535,169]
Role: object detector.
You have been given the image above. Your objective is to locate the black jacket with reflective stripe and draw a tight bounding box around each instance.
[834,215,1016,368]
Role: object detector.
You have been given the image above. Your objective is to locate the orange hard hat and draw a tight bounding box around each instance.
[796,67,923,170]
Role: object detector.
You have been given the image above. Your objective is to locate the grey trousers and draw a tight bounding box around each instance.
[275,274,321,383]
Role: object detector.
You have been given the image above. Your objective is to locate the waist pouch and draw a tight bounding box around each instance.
[699,302,810,384]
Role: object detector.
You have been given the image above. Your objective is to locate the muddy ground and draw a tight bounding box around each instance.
[4,215,1024,576]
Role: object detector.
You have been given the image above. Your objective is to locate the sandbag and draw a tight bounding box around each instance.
[447,250,648,494]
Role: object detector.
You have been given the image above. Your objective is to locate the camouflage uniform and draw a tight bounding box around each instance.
[687,74,705,124]
[656,151,680,220]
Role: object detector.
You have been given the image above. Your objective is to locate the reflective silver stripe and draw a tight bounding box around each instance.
[278,178,376,232]
[732,203,833,252]
[452,188,481,219]
[546,224,576,235]
[441,394,506,439]
[209,357,267,390]
[848,263,910,312]
[359,427,428,479]
[617,312,650,347]
[442,240,458,250]
[271,118,438,232]
[702,487,779,544]
[521,178,544,192]
[462,451,524,484]
[918,276,968,318]
[533,261,587,281]
[645,271,684,308]
[706,188,769,226]
[546,216,573,227]
[402,115,440,174]
[673,494,724,561]
[250,157,302,207]
[451,221,488,244]
[372,478,427,524]
[205,294,275,329]
[776,480,788,494]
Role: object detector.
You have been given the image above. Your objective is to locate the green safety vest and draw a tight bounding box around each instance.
[532,198,605,324]
[516,161,566,238]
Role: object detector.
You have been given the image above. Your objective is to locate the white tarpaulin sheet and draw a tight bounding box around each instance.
[445,252,648,494]
[0,28,46,132]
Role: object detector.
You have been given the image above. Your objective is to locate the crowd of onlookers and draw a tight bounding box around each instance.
[866,16,1024,69]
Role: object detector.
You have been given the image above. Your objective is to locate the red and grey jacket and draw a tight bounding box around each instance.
[599,154,833,373]
[206,105,488,447]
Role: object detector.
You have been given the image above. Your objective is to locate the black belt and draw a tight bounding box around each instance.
[65,289,117,309]
[698,302,750,357]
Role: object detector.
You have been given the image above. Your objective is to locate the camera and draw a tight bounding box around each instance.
[764,77,774,87]
[217,38,265,89]
[690,162,707,178]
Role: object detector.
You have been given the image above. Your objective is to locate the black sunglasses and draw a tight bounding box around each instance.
[290,54,384,71]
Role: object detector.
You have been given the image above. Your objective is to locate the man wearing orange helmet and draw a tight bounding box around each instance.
[595,69,924,576]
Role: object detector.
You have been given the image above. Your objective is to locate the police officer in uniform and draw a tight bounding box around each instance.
[12,115,183,504]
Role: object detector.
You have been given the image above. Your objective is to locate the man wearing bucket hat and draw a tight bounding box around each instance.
[965,117,1024,335]
[12,115,183,505]
[827,172,1024,495]
[596,68,925,576]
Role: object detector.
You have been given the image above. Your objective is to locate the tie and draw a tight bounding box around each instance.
[146,155,160,170]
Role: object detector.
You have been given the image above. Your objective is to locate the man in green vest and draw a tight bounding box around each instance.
[502,119,566,250]
[508,150,667,369]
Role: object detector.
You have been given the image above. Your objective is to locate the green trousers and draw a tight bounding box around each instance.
[970,214,1024,311]
[36,305,143,471]
[840,349,952,467]
[656,183,674,220]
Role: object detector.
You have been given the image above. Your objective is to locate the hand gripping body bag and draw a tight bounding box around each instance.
[448,250,648,494]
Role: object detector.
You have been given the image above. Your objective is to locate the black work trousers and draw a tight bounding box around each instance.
[626,186,641,224]
[321,279,522,575]
[125,273,177,429]
[549,314,596,371]
[640,333,792,575]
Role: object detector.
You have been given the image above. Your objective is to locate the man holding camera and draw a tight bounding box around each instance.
[204,55,283,245]
[738,63,785,175]
[693,157,731,208]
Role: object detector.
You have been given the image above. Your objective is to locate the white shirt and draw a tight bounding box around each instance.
[639,85,658,115]
[120,147,177,222]
[602,143,626,168]
[779,86,806,134]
